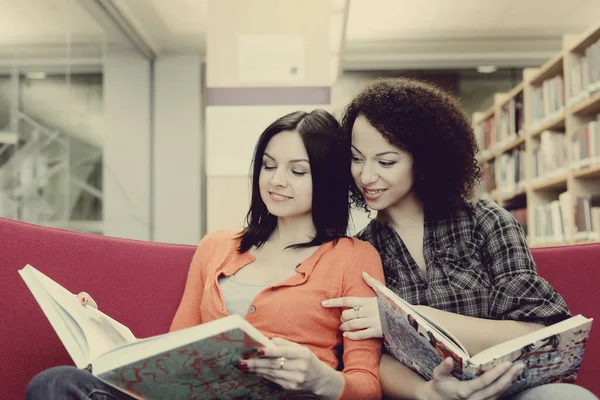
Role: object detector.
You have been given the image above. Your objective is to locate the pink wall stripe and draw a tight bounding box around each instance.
[207,86,331,106]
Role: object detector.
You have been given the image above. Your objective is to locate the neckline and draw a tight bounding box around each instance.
[371,218,432,285]
[234,238,336,276]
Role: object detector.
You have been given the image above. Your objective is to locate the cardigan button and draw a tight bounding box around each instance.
[249,305,257,313]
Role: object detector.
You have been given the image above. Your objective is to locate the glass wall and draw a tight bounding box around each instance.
[0,1,105,234]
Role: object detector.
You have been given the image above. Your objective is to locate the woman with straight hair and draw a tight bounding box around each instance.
[26,109,385,400]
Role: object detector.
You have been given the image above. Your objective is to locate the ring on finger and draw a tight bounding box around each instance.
[278,356,287,370]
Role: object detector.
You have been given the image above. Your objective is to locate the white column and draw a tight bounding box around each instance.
[103,50,151,240]
[152,55,203,244]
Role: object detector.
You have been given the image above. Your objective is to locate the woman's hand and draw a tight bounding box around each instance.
[76,292,98,309]
[417,358,525,400]
[242,337,344,400]
[321,272,382,340]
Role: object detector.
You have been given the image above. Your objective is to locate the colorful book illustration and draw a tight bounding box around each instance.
[19,264,297,399]
[372,281,593,397]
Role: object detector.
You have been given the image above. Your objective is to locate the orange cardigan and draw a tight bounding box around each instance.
[170,230,385,400]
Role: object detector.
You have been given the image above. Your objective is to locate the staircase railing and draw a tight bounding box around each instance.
[0,112,103,233]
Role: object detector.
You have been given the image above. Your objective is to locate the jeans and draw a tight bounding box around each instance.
[24,366,320,400]
[512,383,598,400]
[25,366,135,400]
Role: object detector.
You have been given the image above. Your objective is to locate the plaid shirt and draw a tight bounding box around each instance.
[357,199,571,326]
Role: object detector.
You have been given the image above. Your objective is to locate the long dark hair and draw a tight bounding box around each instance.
[237,109,350,253]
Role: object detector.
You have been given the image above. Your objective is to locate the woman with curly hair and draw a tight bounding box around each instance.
[323,78,597,400]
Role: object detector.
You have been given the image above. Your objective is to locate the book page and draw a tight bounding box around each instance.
[19,265,89,368]
[375,285,470,380]
[20,265,136,365]
[466,316,593,396]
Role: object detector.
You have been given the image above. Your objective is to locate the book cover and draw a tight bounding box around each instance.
[373,280,593,395]
[99,329,291,400]
[19,264,300,400]
[468,320,592,397]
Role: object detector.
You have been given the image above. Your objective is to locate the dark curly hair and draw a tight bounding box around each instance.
[341,77,480,219]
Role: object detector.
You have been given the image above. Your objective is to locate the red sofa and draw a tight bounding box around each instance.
[1,217,598,399]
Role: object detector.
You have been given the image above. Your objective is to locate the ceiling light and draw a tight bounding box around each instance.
[476,66,497,74]
[25,72,47,80]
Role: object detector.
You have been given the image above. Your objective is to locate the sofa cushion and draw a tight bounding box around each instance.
[0,218,196,399]
[532,244,599,396]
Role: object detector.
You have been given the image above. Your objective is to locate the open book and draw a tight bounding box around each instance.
[373,281,593,397]
[19,264,294,400]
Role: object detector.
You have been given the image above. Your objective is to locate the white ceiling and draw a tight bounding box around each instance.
[0,0,106,45]
[0,0,599,70]
[113,0,209,53]
[346,0,600,41]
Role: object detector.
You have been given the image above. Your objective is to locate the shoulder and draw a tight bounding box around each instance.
[332,236,380,257]
[197,230,242,252]
[328,237,383,275]
[469,198,520,231]
[432,199,519,248]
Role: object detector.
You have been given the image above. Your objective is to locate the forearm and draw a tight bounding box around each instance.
[313,369,344,400]
[416,306,544,355]
[380,354,428,400]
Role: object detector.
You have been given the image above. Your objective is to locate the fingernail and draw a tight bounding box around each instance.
[256,349,265,356]
[321,300,328,305]
[237,362,248,370]
[241,353,250,360]
[342,332,348,337]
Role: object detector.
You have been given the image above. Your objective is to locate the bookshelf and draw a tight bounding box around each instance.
[473,24,600,247]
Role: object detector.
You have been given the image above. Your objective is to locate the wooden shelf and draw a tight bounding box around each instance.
[498,136,526,154]
[570,239,600,245]
[528,113,566,137]
[497,187,527,203]
[529,53,563,86]
[529,241,569,249]
[569,24,600,54]
[477,107,494,123]
[480,137,526,162]
[570,91,600,117]
[497,82,524,108]
[473,24,600,246]
[572,163,600,179]
[480,152,495,163]
[530,174,568,191]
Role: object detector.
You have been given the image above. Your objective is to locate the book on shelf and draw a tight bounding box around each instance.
[532,131,568,180]
[19,264,296,400]
[571,113,600,169]
[531,75,564,125]
[475,117,496,154]
[480,160,497,194]
[497,93,525,145]
[494,148,526,194]
[509,207,528,234]
[574,194,600,242]
[533,195,568,246]
[567,37,600,107]
[372,280,593,398]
